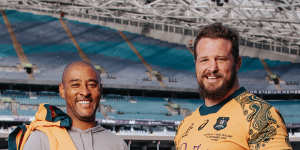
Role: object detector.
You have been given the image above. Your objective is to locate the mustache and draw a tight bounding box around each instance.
[75,96,92,102]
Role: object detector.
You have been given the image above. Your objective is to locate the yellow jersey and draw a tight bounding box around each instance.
[174,87,292,150]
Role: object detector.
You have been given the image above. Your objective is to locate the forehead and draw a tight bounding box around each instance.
[63,64,98,82]
[196,38,232,57]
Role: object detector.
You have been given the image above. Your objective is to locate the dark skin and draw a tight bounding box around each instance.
[59,61,101,130]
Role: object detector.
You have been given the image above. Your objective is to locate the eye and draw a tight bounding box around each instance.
[198,58,208,63]
[71,83,80,88]
[88,83,97,88]
[217,57,228,61]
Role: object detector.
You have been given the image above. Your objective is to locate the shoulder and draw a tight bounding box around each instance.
[93,127,128,149]
[174,109,198,143]
[26,130,48,143]
[23,130,50,150]
[177,109,198,131]
[233,91,274,119]
[234,92,291,149]
[100,129,125,141]
[234,90,271,107]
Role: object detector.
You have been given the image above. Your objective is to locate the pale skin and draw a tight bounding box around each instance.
[59,62,101,130]
[195,38,242,106]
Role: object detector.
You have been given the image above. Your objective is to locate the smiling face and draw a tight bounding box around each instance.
[195,38,241,101]
[59,62,101,123]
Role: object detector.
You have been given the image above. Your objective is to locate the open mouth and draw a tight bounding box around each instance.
[206,76,219,83]
[76,97,93,107]
[207,76,217,79]
[76,100,93,110]
[204,74,222,83]
[78,101,91,104]
[203,72,222,80]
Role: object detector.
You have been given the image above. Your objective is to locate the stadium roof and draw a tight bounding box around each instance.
[1,0,300,62]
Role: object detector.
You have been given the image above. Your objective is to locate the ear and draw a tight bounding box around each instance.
[59,83,65,99]
[236,56,242,72]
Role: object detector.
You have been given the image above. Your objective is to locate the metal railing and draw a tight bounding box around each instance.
[1,6,300,57]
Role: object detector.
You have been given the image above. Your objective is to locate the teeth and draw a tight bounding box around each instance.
[78,101,90,104]
[207,76,216,79]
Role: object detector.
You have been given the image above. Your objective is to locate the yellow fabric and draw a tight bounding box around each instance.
[15,128,24,149]
[174,91,292,150]
[17,104,76,150]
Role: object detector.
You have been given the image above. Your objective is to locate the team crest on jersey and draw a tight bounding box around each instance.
[198,119,209,131]
[214,117,229,130]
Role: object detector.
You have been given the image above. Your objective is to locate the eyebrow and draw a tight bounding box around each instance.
[68,79,98,83]
[87,79,99,83]
[68,79,80,83]
[197,56,208,59]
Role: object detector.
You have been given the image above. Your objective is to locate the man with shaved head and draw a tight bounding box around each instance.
[60,61,101,129]
[19,61,127,150]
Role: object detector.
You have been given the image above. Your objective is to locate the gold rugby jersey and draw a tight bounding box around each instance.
[174,87,292,150]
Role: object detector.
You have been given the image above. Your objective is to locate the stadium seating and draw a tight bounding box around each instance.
[0,108,12,116]
[0,10,300,128]
[1,10,300,92]
[2,89,299,125]
[269,100,300,124]
[100,95,184,121]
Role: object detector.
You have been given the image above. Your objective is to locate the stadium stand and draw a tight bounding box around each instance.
[1,89,300,149]
[0,108,12,116]
[1,90,300,125]
[0,9,300,150]
[1,10,300,93]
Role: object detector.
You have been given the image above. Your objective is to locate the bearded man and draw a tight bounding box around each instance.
[174,23,292,150]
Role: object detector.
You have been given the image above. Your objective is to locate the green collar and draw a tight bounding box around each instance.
[199,87,246,115]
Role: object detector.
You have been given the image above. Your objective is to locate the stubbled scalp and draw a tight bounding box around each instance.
[61,61,100,85]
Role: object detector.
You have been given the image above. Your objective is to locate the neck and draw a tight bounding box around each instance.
[204,82,240,107]
[72,119,96,130]
[67,110,97,130]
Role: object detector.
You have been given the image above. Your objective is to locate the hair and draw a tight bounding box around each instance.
[193,23,240,63]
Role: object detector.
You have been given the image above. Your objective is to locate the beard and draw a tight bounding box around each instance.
[198,65,237,100]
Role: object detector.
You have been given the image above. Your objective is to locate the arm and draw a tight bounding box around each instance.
[248,107,292,150]
[174,121,185,149]
[23,130,50,150]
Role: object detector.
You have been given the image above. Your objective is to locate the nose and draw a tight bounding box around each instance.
[207,59,218,73]
[80,85,91,97]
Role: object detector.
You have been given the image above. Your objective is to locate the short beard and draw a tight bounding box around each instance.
[67,103,98,123]
[198,65,237,100]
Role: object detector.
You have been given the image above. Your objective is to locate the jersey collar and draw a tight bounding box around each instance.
[199,87,246,116]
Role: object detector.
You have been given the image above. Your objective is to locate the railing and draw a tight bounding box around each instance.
[1,6,299,57]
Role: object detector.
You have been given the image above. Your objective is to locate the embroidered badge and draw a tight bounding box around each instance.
[214,117,229,130]
[198,119,209,131]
